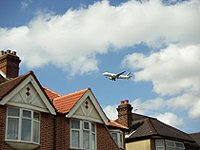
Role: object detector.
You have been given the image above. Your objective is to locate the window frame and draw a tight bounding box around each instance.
[110,130,124,149]
[5,107,40,144]
[70,119,96,150]
[155,139,185,150]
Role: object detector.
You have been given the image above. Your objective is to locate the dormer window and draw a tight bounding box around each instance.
[6,107,40,149]
[70,119,96,150]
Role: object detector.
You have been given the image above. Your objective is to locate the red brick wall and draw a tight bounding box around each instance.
[35,112,55,150]
[55,115,70,150]
[97,123,119,150]
[0,105,55,150]
[0,106,15,150]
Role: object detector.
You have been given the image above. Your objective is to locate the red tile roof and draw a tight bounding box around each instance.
[108,120,128,130]
[43,87,61,101]
[0,71,32,100]
[53,88,89,113]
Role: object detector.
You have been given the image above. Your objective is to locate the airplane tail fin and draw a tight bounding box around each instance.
[126,72,131,76]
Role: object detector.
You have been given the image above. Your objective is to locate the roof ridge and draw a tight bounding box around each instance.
[146,118,158,134]
[0,71,32,86]
[43,87,61,97]
[190,132,200,135]
[109,119,128,129]
[54,88,89,100]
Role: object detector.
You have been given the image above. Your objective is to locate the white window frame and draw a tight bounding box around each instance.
[165,140,185,150]
[5,107,40,144]
[70,119,96,150]
[110,130,124,149]
[155,139,185,150]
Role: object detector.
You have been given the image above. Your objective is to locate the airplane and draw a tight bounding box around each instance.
[103,71,132,81]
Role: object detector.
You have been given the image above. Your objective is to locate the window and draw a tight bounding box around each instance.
[155,139,185,150]
[166,140,185,150]
[70,119,96,149]
[6,107,40,144]
[110,130,124,149]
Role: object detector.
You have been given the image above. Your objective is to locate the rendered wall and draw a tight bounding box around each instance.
[126,139,151,150]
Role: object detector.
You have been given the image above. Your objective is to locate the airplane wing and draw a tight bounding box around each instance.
[116,71,126,77]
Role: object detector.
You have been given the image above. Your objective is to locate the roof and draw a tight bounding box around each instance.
[108,120,128,130]
[53,88,89,113]
[190,132,200,146]
[126,113,194,142]
[0,72,32,100]
[0,74,6,84]
[43,87,61,101]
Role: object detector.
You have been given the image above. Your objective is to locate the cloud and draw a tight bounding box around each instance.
[103,104,118,120]
[21,0,32,9]
[123,44,200,96]
[0,0,199,75]
[155,112,184,129]
[188,100,200,119]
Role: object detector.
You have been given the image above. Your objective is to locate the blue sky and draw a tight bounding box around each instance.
[0,0,200,133]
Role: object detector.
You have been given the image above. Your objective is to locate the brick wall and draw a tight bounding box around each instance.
[35,112,55,150]
[0,105,55,150]
[0,106,15,150]
[55,115,70,150]
[97,123,119,150]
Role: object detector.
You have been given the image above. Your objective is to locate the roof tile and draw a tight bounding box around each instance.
[0,72,32,100]
[53,88,89,113]
[43,87,61,101]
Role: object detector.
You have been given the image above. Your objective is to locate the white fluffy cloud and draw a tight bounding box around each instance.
[0,0,199,75]
[155,112,184,128]
[123,44,200,96]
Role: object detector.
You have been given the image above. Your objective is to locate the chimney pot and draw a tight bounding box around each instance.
[7,50,11,53]
[124,100,129,104]
[12,51,16,55]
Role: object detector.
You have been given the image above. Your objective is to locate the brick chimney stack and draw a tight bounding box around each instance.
[0,50,21,78]
[117,100,133,128]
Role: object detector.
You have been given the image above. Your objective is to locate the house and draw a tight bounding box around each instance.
[190,132,200,150]
[115,100,200,150]
[0,50,126,150]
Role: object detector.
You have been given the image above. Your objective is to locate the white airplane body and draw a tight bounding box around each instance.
[103,71,132,81]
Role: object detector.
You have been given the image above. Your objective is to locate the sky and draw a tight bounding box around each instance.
[0,0,200,133]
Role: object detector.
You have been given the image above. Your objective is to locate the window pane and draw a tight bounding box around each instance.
[176,142,184,148]
[72,130,79,148]
[166,140,174,147]
[156,139,164,146]
[92,133,95,150]
[92,123,95,132]
[7,118,19,140]
[8,107,20,117]
[34,112,40,121]
[23,110,31,118]
[111,133,118,144]
[156,147,165,150]
[120,134,123,147]
[83,131,89,149]
[84,122,89,130]
[33,121,39,143]
[71,120,80,129]
[166,147,175,150]
[21,119,31,141]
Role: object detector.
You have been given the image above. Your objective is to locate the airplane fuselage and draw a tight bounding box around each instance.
[103,71,132,81]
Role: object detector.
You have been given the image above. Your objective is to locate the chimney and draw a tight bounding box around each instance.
[116,100,133,128]
[0,50,21,78]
